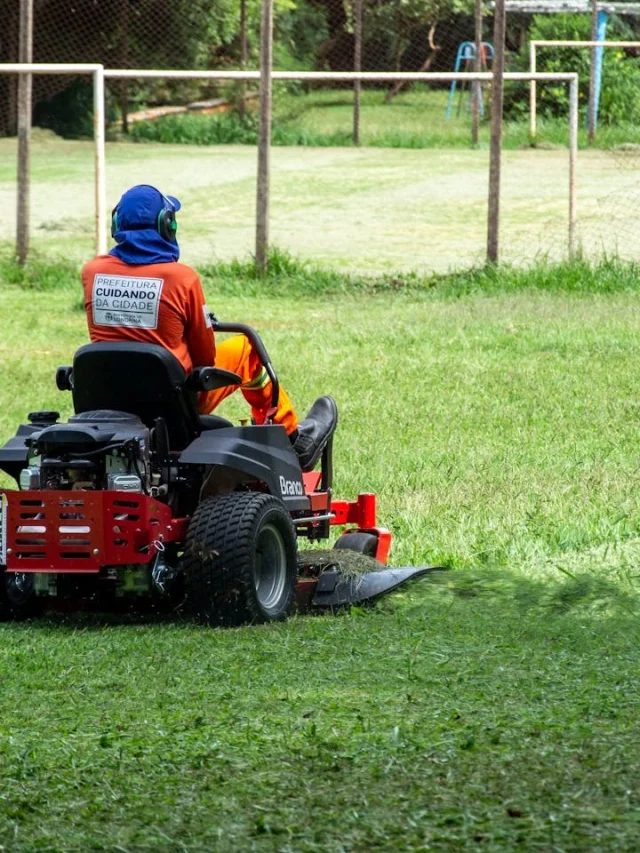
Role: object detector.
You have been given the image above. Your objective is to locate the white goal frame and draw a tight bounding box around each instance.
[1,65,578,261]
[104,69,579,259]
[0,63,106,253]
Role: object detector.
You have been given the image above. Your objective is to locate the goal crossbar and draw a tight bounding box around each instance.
[0,63,106,254]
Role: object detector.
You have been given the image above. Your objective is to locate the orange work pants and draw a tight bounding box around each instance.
[197,335,298,434]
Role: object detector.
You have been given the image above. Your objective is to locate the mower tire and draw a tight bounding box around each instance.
[334,531,378,558]
[185,492,297,627]
[0,571,39,621]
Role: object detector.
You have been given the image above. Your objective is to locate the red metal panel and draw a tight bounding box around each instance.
[101,493,174,566]
[307,492,331,512]
[5,491,104,572]
[302,471,322,493]
[330,493,377,528]
[0,490,185,573]
[373,528,392,564]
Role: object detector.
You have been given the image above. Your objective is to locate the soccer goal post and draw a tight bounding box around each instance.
[0,63,107,260]
[105,69,579,266]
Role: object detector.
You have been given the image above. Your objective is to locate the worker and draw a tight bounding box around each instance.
[81,184,337,471]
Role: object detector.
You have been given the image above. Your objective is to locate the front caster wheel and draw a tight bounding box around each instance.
[334,531,378,558]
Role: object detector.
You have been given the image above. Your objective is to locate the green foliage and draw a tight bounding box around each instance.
[130,111,260,144]
[506,13,640,125]
[0,251,80,290]
[33,79,97,139]
[4,245,640,300]
[273,1,330,70]
[127,86,640,150]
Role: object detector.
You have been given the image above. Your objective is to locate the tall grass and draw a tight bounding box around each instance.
[3,247,639,299]
[127,88,640,150]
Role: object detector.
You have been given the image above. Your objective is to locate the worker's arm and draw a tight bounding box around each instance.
[184,270,217,367]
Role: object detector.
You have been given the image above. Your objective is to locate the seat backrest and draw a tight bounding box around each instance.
[72,342,200,449]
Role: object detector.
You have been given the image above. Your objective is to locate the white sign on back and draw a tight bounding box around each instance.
[92,274,165,329]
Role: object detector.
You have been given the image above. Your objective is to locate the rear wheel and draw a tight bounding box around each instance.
[185,492,297,627]
[334,531,378,558]
[0,571,39,621]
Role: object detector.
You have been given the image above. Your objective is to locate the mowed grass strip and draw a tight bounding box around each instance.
[0,262,639,850]
[2,136,638,271]
[1,592,639,852]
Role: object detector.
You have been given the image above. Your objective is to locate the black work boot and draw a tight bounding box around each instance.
[292,396,338,472]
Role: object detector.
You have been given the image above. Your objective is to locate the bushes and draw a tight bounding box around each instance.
[505,13,640,126]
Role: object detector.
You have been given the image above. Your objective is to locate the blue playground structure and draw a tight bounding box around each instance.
[446,41,495,119]
[590,9,608,133]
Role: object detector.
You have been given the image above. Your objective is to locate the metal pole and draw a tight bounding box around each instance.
[472,0,483,145]
[568,75,578,257]
[93,68,107,256]
[16,0,33,266]
[588,0,597,142]
[529,41,536,138]
[487,0,506,264]
[119,0,130,134]
[353,0,362,145]
[255,0,273,273]
[239,0,247,119]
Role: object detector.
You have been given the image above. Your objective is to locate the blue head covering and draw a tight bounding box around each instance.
[109,184,182,265]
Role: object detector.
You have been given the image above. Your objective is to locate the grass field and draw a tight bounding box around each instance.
[1,135,640,273]
[1,260,640,850]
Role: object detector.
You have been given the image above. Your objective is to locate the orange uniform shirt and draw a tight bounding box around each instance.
[81,254,215,374]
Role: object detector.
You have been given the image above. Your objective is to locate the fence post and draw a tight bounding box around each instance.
[529,41,536,138]
[569,75,578,257]
[16,0,33,266]
[94,67,107,256]
[353,0,362,145]
[119,0,129,134]
[239,0,247,119]
[471,0,482,146]
[256,0,273,274]
[487,0,505,264]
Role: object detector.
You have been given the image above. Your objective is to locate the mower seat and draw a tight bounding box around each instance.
[70,342,234,450]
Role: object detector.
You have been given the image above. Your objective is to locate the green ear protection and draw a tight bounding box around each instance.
[111,187,178,243]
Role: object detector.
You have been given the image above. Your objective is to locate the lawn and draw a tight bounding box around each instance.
[1,260,640,850]
[1,135,639,273]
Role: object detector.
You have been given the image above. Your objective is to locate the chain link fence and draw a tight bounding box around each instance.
[2,1,640,270]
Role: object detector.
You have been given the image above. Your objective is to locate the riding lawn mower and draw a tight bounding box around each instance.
[0,319,442,626]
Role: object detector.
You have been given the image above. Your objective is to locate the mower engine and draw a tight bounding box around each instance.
[21,411,151,495]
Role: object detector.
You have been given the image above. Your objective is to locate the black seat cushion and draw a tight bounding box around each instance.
[70,410,144,424]
[200,414,233,430]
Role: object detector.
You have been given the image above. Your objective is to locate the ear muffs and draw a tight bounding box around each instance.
[157,205,178,242]
[110,189,178,242]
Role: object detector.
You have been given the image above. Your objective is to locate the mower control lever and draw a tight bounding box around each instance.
[209,316,280,414]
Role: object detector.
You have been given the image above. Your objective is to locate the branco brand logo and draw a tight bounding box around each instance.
[280,475,303,497]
